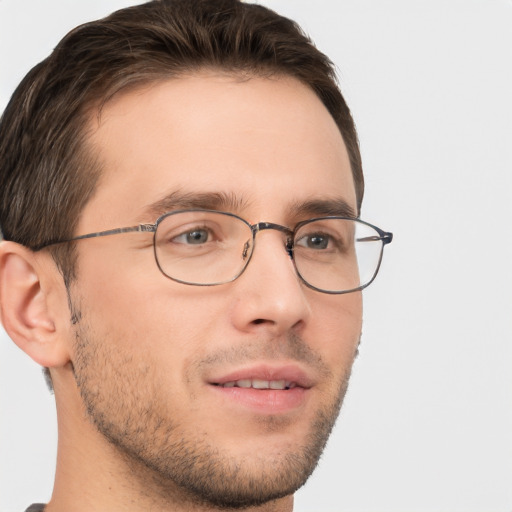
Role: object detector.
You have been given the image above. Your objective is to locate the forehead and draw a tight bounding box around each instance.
[81,73,356,229]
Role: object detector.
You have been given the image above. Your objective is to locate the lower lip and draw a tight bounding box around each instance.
[210,385,307,414]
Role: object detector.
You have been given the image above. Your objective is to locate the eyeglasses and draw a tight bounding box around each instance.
[37,209,393,294]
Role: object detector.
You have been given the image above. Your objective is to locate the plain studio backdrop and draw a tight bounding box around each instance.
[1,1,511,511]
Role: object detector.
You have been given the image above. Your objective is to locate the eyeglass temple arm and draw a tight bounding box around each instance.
[357,232,393,244]
[68,223,157,241]
[33,223,158,250]
[76,224,156,240]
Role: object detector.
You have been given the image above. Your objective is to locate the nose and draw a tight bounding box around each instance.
[230,229,311,336]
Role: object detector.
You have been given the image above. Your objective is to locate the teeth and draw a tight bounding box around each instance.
[252,379,269,389]
[270,380,286,390]
[219,379,295,389]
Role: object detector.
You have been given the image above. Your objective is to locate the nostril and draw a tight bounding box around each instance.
[253,319,266,325]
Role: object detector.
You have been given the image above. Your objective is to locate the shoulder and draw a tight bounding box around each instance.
[24,505,46,512]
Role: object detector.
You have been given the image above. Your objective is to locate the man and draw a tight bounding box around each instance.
[0,0,392,511]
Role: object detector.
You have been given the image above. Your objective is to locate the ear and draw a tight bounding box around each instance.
[0,241,71,368]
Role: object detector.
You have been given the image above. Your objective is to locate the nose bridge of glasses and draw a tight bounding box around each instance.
[252,222,294,256]
[252,222,292,235]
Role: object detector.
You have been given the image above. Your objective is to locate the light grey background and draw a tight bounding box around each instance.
[1,1,511,511]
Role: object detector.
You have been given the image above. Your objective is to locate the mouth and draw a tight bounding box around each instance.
[207,365,312,414]
[213,379,297,390]
[208,364,312,389]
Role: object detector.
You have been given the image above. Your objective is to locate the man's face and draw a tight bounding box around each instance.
[69,73,362,507]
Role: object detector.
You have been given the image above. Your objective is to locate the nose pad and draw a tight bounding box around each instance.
[285,238,294,260]
[242,240,251,261]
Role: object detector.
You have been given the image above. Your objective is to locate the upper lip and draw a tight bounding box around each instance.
[207,363,314,389]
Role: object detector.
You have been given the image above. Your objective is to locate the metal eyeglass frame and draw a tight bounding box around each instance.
[35,209,393,294]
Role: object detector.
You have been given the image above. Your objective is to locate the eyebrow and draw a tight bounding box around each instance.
[141,190,356,222]
[287,198,357,220]
[141,190,250,220]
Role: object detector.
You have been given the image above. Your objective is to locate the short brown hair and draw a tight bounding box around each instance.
[0,0,363,283]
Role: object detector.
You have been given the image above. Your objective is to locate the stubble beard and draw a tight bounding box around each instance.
[71,302,355,509]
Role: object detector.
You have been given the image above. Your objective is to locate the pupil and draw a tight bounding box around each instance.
[187,230,208,244]
[309,235,327,249]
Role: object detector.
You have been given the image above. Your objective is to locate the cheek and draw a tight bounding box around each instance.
[309,292,362,364]
[76,255,229,376]
[77,244,179,333]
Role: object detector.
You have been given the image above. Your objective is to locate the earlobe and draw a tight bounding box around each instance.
[0,241,70,368]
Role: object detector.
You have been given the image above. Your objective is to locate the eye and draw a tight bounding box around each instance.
[173,228,211,245]
[296,233,331,250]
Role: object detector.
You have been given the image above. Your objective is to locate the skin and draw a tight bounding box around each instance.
[0,73,362,512]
